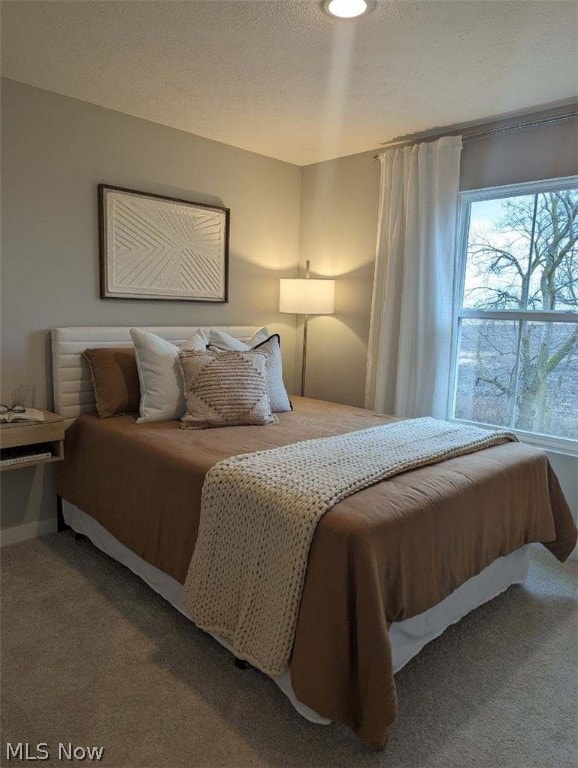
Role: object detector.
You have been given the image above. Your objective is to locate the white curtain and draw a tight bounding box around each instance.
[365,136,462,419]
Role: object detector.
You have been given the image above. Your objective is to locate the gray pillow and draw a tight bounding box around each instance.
[252,335,292,413]
[209,333,292,413]
[178,349,278,430]
[208,327,270,351]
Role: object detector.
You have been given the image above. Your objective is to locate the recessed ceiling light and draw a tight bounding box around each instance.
[322,0,375,19]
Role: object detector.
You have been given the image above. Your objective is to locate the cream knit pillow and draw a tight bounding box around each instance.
[178,349,278,429]
[209,332,291,413]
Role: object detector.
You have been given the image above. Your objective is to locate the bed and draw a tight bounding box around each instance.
[52,326,577,748]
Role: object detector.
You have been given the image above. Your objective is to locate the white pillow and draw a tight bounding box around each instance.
[131,328,208,423]
[209,326,270,351]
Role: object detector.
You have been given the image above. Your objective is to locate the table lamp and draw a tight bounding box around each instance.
[279,261,335,396]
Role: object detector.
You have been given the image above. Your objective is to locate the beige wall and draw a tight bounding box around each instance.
[1,79,301,532]
[460,117,578,191]
[298,150,380,406]
[298,115,578,519]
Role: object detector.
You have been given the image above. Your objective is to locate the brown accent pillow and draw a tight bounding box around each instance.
[83,347,141,418]
[178,349,278,430]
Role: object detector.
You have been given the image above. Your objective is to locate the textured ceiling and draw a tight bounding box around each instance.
[2,1,577,165]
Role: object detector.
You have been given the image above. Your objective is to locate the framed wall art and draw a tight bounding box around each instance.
[98,185,229,302]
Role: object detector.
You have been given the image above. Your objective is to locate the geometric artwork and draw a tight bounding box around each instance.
[98,185,229,302]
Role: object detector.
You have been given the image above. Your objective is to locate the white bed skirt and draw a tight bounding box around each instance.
[62,500,530,726]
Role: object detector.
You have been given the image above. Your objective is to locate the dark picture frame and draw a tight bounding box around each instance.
[98,184,230,302]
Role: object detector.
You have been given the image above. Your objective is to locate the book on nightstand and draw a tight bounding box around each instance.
[0,408,45,425]
[0,446,53,467]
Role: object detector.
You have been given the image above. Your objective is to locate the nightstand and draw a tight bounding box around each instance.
[0,411,64,472]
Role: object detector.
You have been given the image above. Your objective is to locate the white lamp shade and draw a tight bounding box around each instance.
[279,278,335,315]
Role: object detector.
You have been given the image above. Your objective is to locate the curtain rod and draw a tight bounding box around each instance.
[373,110,578,159]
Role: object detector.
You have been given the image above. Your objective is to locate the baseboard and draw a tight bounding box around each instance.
[0,517,58,546]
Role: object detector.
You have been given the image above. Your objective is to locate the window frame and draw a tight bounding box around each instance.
[447,175,578,457]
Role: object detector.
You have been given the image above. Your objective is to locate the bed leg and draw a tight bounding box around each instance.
[234,658,248,670]
[56,495,69,532]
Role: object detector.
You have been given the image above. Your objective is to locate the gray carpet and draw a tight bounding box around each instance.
[1,532,576,768]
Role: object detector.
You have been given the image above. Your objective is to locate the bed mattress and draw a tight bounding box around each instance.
[58,396,577,747]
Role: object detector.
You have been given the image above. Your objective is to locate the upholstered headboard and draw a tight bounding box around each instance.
[51,326,262,427]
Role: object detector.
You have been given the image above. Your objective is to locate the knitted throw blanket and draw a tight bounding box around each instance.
[184,417,517,675]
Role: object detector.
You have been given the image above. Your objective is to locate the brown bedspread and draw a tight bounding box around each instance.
[58,397,577,748]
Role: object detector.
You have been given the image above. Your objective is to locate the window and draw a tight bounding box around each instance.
[449,177,578,450]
